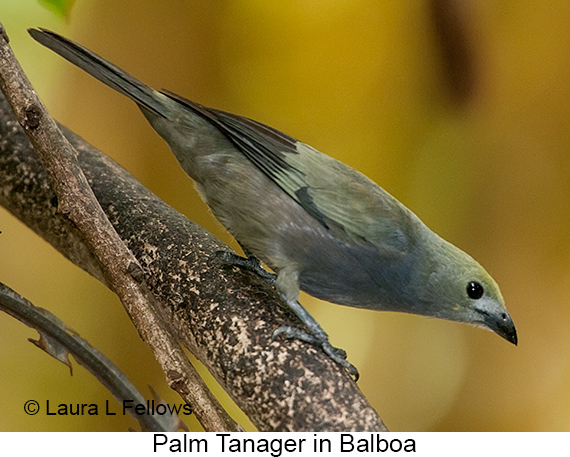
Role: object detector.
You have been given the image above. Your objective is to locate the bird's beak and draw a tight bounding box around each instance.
[486,310,518,345]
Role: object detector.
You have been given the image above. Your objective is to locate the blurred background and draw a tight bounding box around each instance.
[0,0,568,431]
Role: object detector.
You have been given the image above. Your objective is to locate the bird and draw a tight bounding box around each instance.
[29,28,517,379]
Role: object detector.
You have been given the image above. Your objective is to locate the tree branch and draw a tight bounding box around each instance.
[0,24,387,431]
[0,22,238,433]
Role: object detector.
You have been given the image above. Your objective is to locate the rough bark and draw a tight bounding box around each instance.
[0,89,387,431]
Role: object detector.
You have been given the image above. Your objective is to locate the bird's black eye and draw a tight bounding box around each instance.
[466,281,484,300]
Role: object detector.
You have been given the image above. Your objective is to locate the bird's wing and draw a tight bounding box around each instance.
[162,90,412,255]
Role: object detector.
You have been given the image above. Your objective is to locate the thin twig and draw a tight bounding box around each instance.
[0,22,240,432]
[0,281,185,432]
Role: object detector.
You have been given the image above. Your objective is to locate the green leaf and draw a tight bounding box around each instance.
[38,0,75,18]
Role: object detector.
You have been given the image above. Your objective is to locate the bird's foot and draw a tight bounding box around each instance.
[273,325,359,381]
[216,251,359,380]
[214,250,276,285]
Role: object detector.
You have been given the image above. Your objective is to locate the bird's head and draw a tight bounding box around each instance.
[418,235,517,345]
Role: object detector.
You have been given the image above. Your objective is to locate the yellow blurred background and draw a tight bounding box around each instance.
[1,0,569,431]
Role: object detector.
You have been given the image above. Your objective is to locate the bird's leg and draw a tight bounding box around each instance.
[273,298,359,381]
[216,248,359,380]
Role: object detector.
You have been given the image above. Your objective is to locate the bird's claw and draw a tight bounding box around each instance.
[216,252,359,380]
[273,326,359,381]
[214,250,276,285]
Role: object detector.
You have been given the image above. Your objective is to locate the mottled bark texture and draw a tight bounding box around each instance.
[0,91,387,431]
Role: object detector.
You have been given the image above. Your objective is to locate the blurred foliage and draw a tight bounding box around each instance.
[1,0,570,431]
[38,0,75,18]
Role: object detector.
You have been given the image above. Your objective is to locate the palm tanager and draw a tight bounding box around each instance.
[29,28,517,379]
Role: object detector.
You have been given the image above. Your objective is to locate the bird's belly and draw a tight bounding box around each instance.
[296,242,407,311]
[186,150,411,311]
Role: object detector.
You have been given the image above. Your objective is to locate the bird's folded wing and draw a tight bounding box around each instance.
[162,90,410,256]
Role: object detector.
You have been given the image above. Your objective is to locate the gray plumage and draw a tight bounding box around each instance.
[29,28,517,377]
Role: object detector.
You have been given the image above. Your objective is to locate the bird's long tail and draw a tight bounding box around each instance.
[28,28,169,118]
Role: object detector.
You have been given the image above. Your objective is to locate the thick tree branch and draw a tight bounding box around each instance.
[0,25,387,431]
